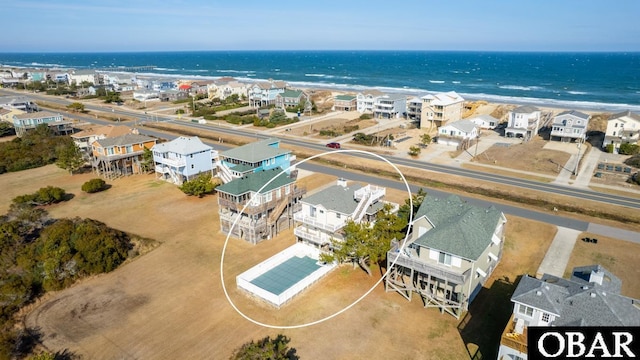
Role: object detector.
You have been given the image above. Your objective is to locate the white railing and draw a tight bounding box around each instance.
[351,185,385,222]
[155,156,186,167]
[217,162,235,184]
[293,212,345,232]
[293,226,342,246]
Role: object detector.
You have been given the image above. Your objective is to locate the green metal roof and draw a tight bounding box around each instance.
[221,138,290,163]
[280,89,304,98]
[335,94,356,101]
[216,169,294,196]
[413,195,503,261]
[229,163,257,174]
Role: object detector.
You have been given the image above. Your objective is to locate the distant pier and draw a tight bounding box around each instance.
[93,65,156,72]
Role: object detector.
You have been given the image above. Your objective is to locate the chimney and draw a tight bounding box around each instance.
[337,178,348,188]
[589,270,604,285]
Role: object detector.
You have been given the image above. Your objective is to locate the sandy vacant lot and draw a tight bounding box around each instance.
[0,163,557,360]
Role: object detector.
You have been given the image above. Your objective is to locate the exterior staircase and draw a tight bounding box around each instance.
[268,196,289,224]
[351,185,385,222]
[217,162,235,184]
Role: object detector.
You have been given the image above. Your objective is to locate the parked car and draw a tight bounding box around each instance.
[326,142,341,149]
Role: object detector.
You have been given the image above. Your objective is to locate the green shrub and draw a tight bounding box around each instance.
[619,143,640,155]
[359,113,373,120]
[180,173,217,197]
[605,144,614,153]
[408,146,421,157]
[82,178,107,193]
[12,186,67,206]
[628,173,640,186]
[624,154,640,168]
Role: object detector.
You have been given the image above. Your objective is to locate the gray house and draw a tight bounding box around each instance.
[497,265,640,360]
[386,195,506,318]
[550,110,590,142]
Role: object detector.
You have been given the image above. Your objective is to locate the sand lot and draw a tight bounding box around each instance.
[0,162,565,360]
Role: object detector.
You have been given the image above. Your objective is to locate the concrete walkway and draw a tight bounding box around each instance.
[574,147,604,187]
[551,154,578,185]
[536,227,582,278]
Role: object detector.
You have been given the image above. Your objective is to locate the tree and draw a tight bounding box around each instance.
[230,334,298,360]
[321,204,406,276]
[179,173,216,197]
[420,134,432,147]
[55,139,84,174]
[81,178,107,193]
[619,143,640,155]
[0,122,15,137]
[408,146,421,157]
[65,102,85,112]
[140,148,154,173]
[397,188,427,223]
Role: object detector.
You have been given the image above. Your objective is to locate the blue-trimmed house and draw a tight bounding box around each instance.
[152,136,218,185]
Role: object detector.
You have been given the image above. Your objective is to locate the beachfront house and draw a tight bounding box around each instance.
[436,119,479,147]
[208,79,249,101]
[505,105,541,141]
[294,178,396,249]
[69,69,98,86]
[217,168,305,244]
[356,90,384,113]
[497,265,640,360]
[604,110,640,153]
[133,89,160,102]
[550,110,590,142]
[12,111,74,137]
[420,91,465,129]
[275,89,308,110]
[71,125,134,158]
[248,80,287,108]
[333,94,357,111]
[406,97,423,122]
[0,107,24,123]
[217,138,294,184]
[386,195,507,319]
[91,133,157,179]
[152,136,218,185]
[373,94,407,119]
[468,114,499,130]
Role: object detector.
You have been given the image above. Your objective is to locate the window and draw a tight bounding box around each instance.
[191,164,194,169]
[336,213,341,219]
[266,192,272,202]
[615,123,618,128]
[438,252,452,265]
[518,304,534,317]
[613,131,616,136]
[541,312,550,322]
[285,185,290,195]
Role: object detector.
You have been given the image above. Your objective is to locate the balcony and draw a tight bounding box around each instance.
[387,243,469,285]
[293,212,345,233]
[293,226,343,246]
[499,314,528,355]
[155,156,186,167]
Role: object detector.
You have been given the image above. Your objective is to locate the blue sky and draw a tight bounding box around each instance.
[4,0,640,52]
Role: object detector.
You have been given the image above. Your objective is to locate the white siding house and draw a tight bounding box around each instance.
[437,119,479,146]
[550,110,590,142]
[356,90,384,113]
[604,110,640,153]
[152,136,218,185]
[505,105,541,141]
[373,94,407,119]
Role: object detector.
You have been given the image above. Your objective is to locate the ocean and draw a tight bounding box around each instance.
[1,51,639,112]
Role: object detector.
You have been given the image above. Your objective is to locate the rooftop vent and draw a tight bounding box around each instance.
[590,293,596,298]
[336,178,347,188]
[536,290,542,296]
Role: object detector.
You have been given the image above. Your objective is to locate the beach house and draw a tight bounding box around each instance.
[275,89,308,110]
[333,94,357,111]
[550,110,590,142]
[217,168,305,244]
[437,119,479,147]
[152,136,218,185]
[420,91,465,129]
[91,133,157,179]
[604,110,640,153]
[71,125,134,157]
[468,114,499,130]
[69,69,98,86]
[248,80,287,108]
[373,94,407,119]
[505,105,541,140]
[217,138,294,184]
[406,97,423,122]
[0,95,38,112]
[356,90,384,113]
[12,111,74,137]
[386,195,506,319]
[497,265,640,360]
[293,179,396,249]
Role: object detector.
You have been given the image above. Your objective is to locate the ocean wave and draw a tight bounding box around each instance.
[429,80,445,84]
[567,91,588,95]
[305,73,327,77]
[452,81,461,84]
[216,69,256,74]
[498,85,545,91]
[153,67,179,71]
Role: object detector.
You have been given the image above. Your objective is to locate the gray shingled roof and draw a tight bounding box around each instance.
[512,105,540,113]
[610,110,640,122]
[94,133,156,147]
[221,138,290,163]
[216,168,294,196]
[444,119,477,134]
[412,195,503,260]
[152,136,212,155]
[512,268,640,326]
[301,183,386,216]
[555,110,590,120]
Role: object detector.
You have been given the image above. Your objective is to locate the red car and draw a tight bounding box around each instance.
[326,142,341,149]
